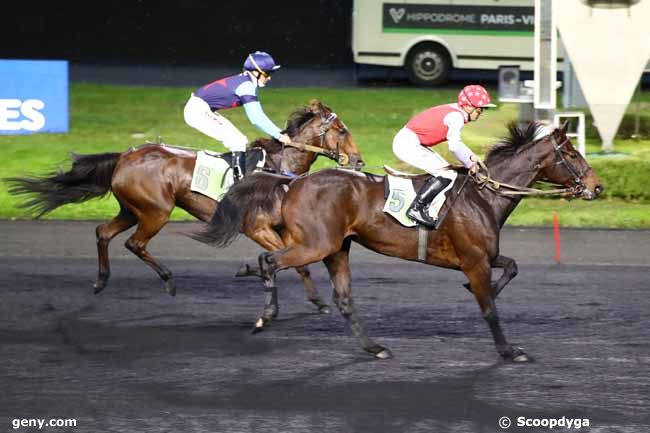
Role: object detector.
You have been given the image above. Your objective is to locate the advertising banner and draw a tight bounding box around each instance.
[0,60,69,134]
[383,3,534,35]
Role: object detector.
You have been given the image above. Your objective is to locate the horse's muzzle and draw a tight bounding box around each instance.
[347,154,365,170]
[580,184,603,200]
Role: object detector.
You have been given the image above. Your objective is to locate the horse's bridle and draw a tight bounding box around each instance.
[474,132,588,197]
[315,112,353,166]
[549,134,587,196]
[282,112,353,167]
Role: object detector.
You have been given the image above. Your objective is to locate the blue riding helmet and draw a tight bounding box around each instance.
[243,51,281,76]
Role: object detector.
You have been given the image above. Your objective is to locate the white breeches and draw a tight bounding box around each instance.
[183,93,248,152]
[392,127,450,175]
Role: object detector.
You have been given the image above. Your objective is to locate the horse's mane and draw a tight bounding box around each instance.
[250,103,329,153]
[485,121,551,165]
[284,106,316,137]
[248,106,314,154]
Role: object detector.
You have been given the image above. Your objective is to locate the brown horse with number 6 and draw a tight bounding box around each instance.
[6,100,363,313]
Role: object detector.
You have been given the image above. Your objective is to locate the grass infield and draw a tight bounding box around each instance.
[1,83,649,228]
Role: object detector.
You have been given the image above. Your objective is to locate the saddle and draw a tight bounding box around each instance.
[190,148,266,201]
[383,164,425,178]
[382,165,458,228]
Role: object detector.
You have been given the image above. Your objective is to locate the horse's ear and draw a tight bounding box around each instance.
[559,120,569,136]
[309,99,322,115]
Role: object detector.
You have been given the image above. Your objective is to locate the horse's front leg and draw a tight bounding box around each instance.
[463,258,530,362]
[462,254,518,299]
[491,255,518,298]
[294,266,331,314]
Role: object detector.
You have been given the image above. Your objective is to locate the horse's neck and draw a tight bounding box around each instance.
[482,157,540,228]
[262,145,316,175]
[281,147,317,174]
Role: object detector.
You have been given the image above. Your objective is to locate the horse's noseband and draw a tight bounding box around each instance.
[317,112,352,166]
[550,135,587,196]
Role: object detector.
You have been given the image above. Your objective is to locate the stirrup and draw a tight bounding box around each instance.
[231,151,246,182]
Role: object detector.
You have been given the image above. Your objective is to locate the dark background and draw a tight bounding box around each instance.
[2,1,354,66]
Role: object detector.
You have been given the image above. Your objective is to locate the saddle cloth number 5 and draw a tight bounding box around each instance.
[389,189,406,212]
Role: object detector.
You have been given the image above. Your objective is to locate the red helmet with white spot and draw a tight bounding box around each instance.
[457,84,496,108]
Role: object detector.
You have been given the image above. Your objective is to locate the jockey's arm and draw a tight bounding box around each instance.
[445,112,476,168]
[235,81,282,139]
[242,101,283,139]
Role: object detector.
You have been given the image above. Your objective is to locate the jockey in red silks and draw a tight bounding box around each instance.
[392,84,496,228]
[183,51,292,181]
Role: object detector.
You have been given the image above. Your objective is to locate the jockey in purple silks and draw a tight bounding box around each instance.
[184,51,291,181]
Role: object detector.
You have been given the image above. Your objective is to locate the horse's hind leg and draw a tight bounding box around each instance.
[463,259,529,362]
[124,212,175,296]
[463,255,518,299]
[94,208,137,294]
[252,251,279,333]
[237,262,329,313]
[247,226,330,318]
[255,243,332,333]
[323,247,391,360]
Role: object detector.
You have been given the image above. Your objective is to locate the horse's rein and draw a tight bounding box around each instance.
[470,132,590,197]
[282,140,350,166]
[472,159,575,197]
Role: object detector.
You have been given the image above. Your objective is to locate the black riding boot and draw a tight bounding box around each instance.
[407,176,451,228]
[231,151,246,182]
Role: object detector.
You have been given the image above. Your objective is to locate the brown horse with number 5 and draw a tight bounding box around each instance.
[196,121,603,361]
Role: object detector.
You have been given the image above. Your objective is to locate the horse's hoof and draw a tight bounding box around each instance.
[263,308,279,320]
[235,264,251,277]
[503,347,532,363]
[93,280,106,294]
[251,317,267,334]
[513,353,531,363]
[366,344,393,360]
[375,348,393,360]
[310,298,331,314]
[164,279,176,297]
[512,347,532,363]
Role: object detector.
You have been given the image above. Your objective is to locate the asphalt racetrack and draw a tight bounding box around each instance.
[1,221,649,432]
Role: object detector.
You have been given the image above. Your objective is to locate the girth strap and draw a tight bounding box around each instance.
[418,226,429,262]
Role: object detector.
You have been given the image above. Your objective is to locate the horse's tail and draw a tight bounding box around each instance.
[190,173,292,247]
[5,152,121,218]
